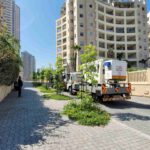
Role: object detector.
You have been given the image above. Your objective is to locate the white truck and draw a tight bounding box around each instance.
[65,59,131,101]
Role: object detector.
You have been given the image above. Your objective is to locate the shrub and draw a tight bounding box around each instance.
[63,93,110,126]
[32,82,42,87]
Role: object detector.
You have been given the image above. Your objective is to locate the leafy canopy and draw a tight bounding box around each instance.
[0,25,21,85]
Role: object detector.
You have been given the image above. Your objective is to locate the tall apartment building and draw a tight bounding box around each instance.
[13,4,20,41]
[0,0,20,40]
[21,51,36,81]
[148,12,150,53]
[56,0,149,72]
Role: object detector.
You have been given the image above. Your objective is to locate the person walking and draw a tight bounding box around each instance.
[17,76,23,97]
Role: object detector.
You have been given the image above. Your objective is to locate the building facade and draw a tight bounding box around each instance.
[148,12,150,53]
[21,51,36,81]
[56,0,149,72]
[0,0,20,40]
[13,4,20,41]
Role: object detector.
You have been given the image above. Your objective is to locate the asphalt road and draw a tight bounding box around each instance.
[99,96,150,136]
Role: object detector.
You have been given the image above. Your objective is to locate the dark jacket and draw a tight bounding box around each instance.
[18,79,23,88]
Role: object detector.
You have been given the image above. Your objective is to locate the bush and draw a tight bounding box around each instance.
[32,82,42,87]
[63,93,110,126]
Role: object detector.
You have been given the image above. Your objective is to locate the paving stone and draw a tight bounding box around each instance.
[0,82,150,150]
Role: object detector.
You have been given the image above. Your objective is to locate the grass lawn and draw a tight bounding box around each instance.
[43,93,72,100]
[37,86,56,93]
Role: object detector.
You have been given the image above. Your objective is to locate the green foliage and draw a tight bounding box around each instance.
[43,94,72,100]
[32,72,38,81]
[54,57,65,94]
[80,45,98,90]
[63,93,110,126]
[72,45,81,71]
[80,45,97,64]
[0,25,21,85]
[32,82,42,87]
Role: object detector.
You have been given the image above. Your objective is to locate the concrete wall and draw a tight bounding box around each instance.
[0,85,12,102]
[128,69,150,97]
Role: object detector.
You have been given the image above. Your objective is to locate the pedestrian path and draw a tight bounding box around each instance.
[0,82,149,150]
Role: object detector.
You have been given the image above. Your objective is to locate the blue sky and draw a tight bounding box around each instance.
[16,0,150,69]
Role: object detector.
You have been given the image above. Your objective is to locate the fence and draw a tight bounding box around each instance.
[127,69,150,97]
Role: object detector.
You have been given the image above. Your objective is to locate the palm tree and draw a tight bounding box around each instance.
[71,45,81,72]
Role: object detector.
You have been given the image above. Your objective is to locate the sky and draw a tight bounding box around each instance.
[16,0,150,69]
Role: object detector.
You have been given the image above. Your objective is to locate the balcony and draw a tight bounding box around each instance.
[98,5,104,13]
[127,36,136,42]
[126,11,135,17]
[99,42,105,48]
[98,14,104,21]
[116,36,125,42]
[107,44,114,49]
[116,44,125,51]
[115,10,124,17]
[127,44,136,50]
[99,33,105,39]
[106,18,114,24]
[107,35,114,41]
[114,2,134,8]
[128,53,136,59]
[106,26,114,32]
[99,51,105,57]
[116,19,124,25]
[127,27,135,33]
[98,23,104,30]
[106,8,114,16]
[126,19,135,25]
[116,27,125,33]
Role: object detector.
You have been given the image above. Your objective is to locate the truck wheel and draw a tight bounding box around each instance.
[69,87,72,95]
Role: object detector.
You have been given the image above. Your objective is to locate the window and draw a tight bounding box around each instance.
[80,32,84,36]
[80,41,84,46]
[89,4,93,8]
[142,7,145,11]
[89,32,93,36]
[90,23,93,27]
[79,4,83,8]
[80,23,84,27]
[80,14,83,18]
[89,13,93,17]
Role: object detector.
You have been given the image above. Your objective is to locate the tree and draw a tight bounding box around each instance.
[71,45,81,72]
[117,53,124,60]
[0,25,21,85]
[139,58,150,68]
[54,56,65,94]
[32,72,38,81]
[43,65,54,88]
[80,45,98,92]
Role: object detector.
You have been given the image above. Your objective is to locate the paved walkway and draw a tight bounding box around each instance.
[0,83,150,150]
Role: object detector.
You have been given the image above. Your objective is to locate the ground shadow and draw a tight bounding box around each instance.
[0,83,71,150]
[112,113,150,121]
[102,100,150,110]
